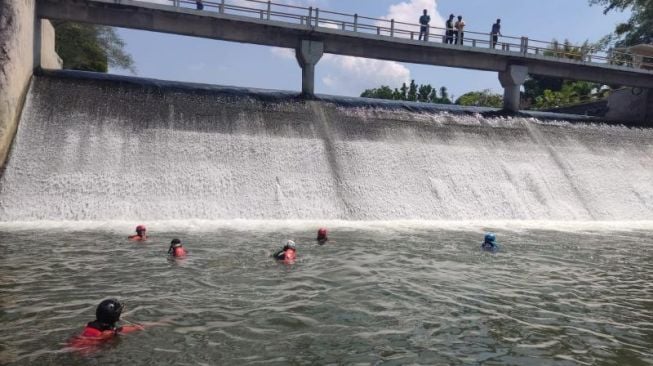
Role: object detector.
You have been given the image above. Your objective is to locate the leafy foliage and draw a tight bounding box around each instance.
[54,22,135,73]
[361,80,452,104]
[532,81,606,109]
[589,0,653,46]
[455,90,503,108]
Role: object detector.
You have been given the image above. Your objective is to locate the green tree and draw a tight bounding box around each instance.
[360,85,394,99]
[455,90,503,108]
[437,86,452,104]
[399,83,409,100]
[589,0,653,46]
[533,81,603,109]
[360,82,453,104]
[417,84,433,102]
[407,80,418,101]
[54,22,135,73]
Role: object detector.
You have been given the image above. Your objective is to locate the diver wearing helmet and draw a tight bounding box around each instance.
[128,225,147,241]
[68,299,143,350]
[168,238,187,257]
[272,240,297,263]
[481,232,500,252]
[316,228,328,244]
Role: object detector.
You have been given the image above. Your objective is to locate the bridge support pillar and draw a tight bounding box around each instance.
[498,65,528,112]
[295,40,324,96]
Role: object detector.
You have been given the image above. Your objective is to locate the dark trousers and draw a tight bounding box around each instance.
[196,1,203,10]
[444,30,454,44]
[418,26,429,41]
[491,34,498,48]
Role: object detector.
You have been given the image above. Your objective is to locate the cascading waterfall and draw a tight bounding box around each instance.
[1,72,652,222]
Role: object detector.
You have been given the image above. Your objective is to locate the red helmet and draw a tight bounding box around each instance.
[317,228,328,239]
[135,225,146,233]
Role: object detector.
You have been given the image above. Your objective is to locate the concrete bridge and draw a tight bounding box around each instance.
[35,0,653,112]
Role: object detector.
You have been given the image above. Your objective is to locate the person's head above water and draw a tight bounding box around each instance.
[170,238,182,248]
[423,9,428,15]
[484,232,497,243]
[96,299,124,326]
[284,240,296,250]
[317,228,328,241]
[135,225,146,235]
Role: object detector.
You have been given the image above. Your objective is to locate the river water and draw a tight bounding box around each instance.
[1,223,651,365]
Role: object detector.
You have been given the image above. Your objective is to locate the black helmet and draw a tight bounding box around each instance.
[96,299,124,325]
[171,238,181,247]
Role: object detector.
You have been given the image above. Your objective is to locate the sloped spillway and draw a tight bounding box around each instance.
[1,72,652,221]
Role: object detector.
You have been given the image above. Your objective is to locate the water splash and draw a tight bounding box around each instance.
[1,74,652,221]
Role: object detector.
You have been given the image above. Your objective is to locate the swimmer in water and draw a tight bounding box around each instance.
[167,238,187,258]
[128,225,147,241]
[481,232,499,252]
[316,227,328,244]
[272,240,297,264]
[67,299,143,353]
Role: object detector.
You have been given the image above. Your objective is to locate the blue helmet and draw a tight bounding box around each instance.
[484,232,496,243]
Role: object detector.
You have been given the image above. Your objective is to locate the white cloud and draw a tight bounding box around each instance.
[270,47,295,60]
[379,0,445,37]
[319,1,449,95]
[320,55,410,96]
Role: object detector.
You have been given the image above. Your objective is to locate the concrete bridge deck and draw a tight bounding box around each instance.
[36,0,653,110]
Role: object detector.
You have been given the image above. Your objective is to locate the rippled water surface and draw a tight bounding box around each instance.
[1,226,652,365]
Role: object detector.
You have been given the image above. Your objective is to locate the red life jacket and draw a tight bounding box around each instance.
[283,248,296,264]
[173,247,187,257]
[68,323,142,351]
[67,324,116,350]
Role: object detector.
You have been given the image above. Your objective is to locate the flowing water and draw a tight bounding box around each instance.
[0,72,652,365]
[1,72,653,221]
[0,224,652,365]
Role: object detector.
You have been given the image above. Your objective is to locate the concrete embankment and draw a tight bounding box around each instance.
[0,0,60,168]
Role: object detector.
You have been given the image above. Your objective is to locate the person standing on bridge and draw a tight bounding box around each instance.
[444,14,455,44]
[491,19,502,49]
[196,0,203,10]
[418,9,431,41]
[455,15,466,45]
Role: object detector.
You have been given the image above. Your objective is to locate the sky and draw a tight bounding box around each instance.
[111,0,631,100]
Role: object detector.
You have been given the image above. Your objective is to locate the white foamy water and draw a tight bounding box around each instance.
[1,74,652,222]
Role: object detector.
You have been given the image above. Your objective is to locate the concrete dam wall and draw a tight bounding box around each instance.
[1,72,652,221]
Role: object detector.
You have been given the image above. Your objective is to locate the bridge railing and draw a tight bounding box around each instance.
[155,0,653,71]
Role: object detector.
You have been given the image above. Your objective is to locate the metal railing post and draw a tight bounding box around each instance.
[315,8,319,27]
[411,32,414,40]
[341,21,345,30]
[390,19,394,37]
[308,6,313,27]
[376,26,380,35]
[266,1,271,20]
[353,14,358,32]
[260,10,264,19]
[472,39,476,47]
[219,0,224,14]
[521,37,528,54]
